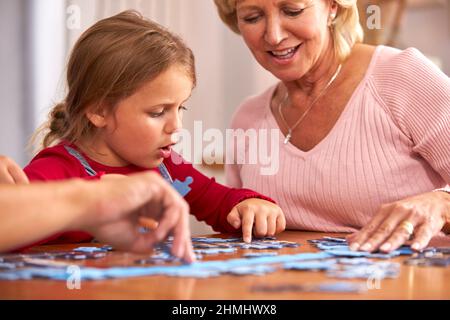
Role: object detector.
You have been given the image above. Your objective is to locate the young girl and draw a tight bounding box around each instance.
[24,10,285,247]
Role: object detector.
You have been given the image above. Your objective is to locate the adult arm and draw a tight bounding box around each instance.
[0,172,195,262]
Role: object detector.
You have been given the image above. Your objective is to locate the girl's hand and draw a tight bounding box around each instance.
[227,199,286,243]
[347,191,450,253]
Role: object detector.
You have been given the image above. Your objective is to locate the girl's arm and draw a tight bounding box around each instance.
[165,155,285,241]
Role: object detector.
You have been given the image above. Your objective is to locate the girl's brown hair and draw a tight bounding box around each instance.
[39,10,196,148]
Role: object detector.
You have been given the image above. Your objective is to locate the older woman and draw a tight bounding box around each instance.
[214,0,450,252]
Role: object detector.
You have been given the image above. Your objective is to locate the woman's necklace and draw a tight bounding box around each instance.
[278,64,342,145]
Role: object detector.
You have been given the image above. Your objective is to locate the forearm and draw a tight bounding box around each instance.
[0,180,89,252]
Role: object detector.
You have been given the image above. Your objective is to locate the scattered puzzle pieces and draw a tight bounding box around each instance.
[194,248,237,255]
[284,260,337,271]
[243,252,278,259]
[327,261,400,279]
[0,236,445,285]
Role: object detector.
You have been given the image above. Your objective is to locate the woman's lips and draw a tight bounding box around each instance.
[268,44,301,64]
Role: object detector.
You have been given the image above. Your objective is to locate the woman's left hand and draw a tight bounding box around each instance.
[347,191,450,252]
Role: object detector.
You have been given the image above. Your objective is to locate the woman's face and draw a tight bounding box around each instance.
[236,0,336,81]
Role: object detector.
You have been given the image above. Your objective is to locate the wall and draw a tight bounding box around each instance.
[0,0,29,166]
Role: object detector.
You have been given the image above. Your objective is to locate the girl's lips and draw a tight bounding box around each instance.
[159,146,172,159]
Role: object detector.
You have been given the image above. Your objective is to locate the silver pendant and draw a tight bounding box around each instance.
[284,132,291,145]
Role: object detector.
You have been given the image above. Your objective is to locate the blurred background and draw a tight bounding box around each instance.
[0,0,449,234]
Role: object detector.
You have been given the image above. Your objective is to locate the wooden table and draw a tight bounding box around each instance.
[0,231,449,300]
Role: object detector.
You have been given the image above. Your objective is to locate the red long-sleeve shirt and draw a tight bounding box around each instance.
[21,142,274,248]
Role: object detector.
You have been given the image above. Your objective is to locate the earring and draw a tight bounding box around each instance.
[328,14,336,27]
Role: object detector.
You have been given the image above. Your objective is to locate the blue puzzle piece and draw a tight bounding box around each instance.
[226,265,276,276]
[191,237,241,243]
[327,261,400,279]
[73,247,105,253]
[194,248,237,255]
[336,258,372,265]
[172,176,193,196]
[284,260,336,271]
[313,282,367,293]
[322,236,347,243]
[243,252,278,258]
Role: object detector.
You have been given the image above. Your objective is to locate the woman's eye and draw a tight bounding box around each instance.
[242,15,261,24]
[283,8,304,17]
[179,105,188,112]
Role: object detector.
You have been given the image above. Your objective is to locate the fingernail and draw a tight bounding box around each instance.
[360,243,372,251]
[412,242,421,251]
[380,243,391,252]
[349,243,360,251]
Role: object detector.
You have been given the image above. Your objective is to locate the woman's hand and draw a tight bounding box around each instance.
[347,191,450,252]
[227,199,286,243]
[0,156,29,184]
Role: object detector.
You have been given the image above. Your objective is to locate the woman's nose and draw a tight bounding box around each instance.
[264,16,286,46]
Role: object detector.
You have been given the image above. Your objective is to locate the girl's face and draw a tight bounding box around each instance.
[236,0,336,81]
[91,64,193,168]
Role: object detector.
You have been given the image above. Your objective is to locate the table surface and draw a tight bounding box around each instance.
[1,231,449,300]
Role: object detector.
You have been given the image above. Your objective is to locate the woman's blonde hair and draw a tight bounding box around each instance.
[213,0,363,61]
[37,10,196,149]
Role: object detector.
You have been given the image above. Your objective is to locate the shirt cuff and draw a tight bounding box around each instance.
[433,185,450,194]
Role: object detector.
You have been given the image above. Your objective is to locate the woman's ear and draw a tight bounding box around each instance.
[86,107,107,128]
[328,0,338,15]
[328,1,338,26]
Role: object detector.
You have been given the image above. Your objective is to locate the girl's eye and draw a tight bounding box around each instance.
[148,109,165,118]
[179,105,188,112]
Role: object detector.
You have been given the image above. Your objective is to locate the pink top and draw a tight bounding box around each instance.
[225,46,450,232]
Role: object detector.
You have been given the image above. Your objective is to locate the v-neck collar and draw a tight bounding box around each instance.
[264,46,383,158]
